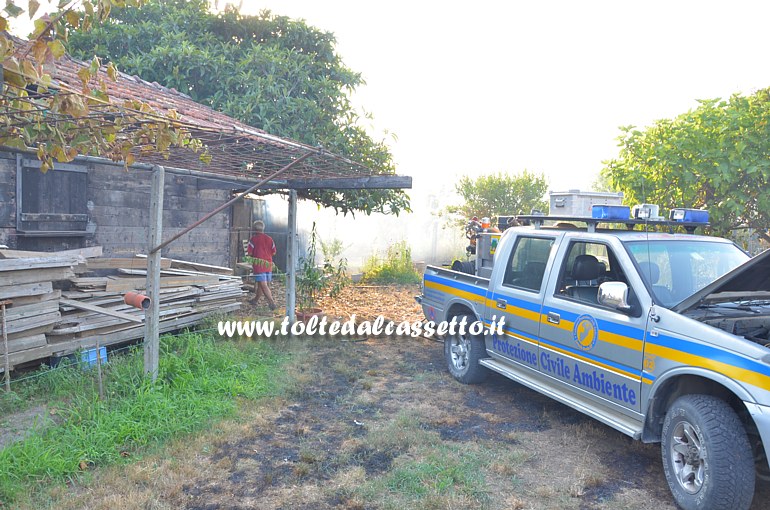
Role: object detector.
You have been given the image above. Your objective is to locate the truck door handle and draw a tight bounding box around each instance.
[547,312,560,324]
[496,298,507,309]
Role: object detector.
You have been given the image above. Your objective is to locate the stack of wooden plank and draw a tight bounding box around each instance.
[0,247,243,371]
[0,252,82,370]
[47,257,244,353]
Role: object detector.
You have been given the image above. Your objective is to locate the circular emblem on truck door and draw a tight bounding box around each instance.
[573,314,598,351]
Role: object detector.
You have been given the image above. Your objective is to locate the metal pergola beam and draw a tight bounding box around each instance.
[149,152,314,255]
[196,175,412,191]
[257,175,413,190]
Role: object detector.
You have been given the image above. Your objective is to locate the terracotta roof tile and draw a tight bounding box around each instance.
[3,36,378,181]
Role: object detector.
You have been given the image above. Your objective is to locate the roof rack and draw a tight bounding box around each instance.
[515,215,709,234]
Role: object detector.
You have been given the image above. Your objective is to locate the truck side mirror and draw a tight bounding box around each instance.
[598,281,632,312]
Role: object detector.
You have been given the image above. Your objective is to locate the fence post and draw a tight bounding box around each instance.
[144,165,164,382]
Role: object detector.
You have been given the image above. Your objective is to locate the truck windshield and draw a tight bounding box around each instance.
[624,240,749,307]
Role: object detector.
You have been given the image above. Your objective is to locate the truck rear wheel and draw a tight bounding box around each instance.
[444,314,488,384]
[661,394,755,510]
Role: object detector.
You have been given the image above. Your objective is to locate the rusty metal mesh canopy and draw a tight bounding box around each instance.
[0,73,377,182]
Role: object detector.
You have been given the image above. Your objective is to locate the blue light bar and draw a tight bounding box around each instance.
[669,208,709,223]
[591,205,631,220]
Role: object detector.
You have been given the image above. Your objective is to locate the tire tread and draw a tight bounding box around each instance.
[662,394,754,510]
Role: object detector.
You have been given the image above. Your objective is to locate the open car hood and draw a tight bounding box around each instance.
[673,248,770,313]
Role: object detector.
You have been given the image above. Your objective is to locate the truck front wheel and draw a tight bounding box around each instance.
[444,314,488,384]
[661,394,755,510]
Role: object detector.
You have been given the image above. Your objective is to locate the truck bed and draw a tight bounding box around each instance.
[419,265,490,322]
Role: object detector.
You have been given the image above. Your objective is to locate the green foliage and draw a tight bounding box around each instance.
[0,331,284,503]
[297,223,348,310]
[445,171,549,226]
[602,89,770,241]
[319,236,349,298]
[67,0,409,216]
[362,241,420,284]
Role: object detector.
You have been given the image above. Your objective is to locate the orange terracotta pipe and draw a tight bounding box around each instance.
[124,292,151,310]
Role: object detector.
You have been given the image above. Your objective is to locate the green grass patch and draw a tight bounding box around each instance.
[361,241,420,284]
[355,443,491,509]
[0,331,284,504]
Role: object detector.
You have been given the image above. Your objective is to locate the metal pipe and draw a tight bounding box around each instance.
[149,151,315,255]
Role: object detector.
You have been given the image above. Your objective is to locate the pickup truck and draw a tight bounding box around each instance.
[417,218,770,510]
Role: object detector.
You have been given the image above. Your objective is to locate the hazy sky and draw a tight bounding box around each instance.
[245,0,770,193]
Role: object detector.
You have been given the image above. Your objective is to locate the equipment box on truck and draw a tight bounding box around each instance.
[417,210,770,510]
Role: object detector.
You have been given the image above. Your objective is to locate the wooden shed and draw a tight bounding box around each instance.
[0,44,411,375]
[0,48,410,270]
[0,151,239,266]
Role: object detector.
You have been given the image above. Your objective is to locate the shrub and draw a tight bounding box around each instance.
[297,224,349,310]
[362,241,420,284]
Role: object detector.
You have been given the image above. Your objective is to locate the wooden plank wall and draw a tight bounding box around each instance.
[88,163,232,267]
[0,151,233,267]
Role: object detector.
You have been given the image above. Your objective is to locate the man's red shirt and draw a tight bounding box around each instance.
[247,233,276,274]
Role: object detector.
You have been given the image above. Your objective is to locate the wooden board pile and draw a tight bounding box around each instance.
[53,259,243,351]
[0,252,80,371]
[0,247,244,372]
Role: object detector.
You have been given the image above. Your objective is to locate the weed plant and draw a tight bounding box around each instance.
[298,223,349,310]
[0,331,284,504]
[362,241,420,284]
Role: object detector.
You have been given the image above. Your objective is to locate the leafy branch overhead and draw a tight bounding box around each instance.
[0,0,206,173]
[602,89,770,242]
[67,0,408,215]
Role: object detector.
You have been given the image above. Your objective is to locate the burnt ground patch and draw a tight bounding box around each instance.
[165,337,678,509]
[84,333,759,510]
[578,479,625,510]
[348,445,402,476]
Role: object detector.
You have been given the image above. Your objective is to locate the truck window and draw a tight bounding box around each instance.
[502,236,554,292]
[625,240,749,307]
[557,241,627,305]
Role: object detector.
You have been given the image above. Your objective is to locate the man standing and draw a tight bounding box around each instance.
[247,220,277,310]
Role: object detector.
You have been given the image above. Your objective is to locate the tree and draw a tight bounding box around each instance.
[67,0,409,216]
[445,171,549,226]
[0,1,200,173]
[602,89,770,242]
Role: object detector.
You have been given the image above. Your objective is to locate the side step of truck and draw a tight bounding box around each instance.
[479,358,644,439]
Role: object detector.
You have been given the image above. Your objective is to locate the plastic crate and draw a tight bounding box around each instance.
[591,204,631,220]
[81,346,107,368]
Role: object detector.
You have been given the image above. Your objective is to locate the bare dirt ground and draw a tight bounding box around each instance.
[21,285,770,509]
[0,405,50,450]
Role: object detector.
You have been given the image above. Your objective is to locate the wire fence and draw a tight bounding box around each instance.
[1,318,269,390]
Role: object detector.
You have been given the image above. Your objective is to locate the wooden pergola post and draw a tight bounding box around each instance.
[286,190,298,321]
[144,165,165,382]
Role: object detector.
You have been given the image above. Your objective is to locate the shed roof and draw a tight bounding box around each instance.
[2,38,407,186]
